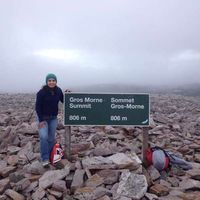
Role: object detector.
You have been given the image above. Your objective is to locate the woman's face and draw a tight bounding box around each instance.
[47,79,57,88]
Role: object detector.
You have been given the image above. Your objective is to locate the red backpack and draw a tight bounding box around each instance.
[146,146,170,170]
[146,148,153,166]
[50,143,64,164]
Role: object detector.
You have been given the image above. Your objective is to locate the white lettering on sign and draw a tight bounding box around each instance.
[111,98,134,103]
[111,104,145,109]
[111,104,125,109]
[69,97,83,103]
[126,104,144,109]
[69,103,92,109]
[69,115,87,121]
[84,97,103,103]
[110,115,128,121]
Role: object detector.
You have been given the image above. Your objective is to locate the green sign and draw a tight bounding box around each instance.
[64,93,149,126]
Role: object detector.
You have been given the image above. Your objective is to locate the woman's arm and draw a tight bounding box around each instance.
[35,90,44,122]
[59,89,64,103]
[59,88,71,103]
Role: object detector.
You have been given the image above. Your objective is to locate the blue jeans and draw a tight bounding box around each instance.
[37,118,58,161]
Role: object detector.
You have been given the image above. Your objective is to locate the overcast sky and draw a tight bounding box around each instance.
[0,0,200,92]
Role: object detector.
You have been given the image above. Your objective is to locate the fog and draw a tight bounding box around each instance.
[0,0,200,92]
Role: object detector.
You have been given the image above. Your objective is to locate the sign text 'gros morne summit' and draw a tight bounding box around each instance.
[64,93,149,126]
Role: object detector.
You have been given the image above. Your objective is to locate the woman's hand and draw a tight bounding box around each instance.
[38,121,46,129]
[65,89,71,93]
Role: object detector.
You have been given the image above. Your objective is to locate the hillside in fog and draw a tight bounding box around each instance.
[73,83,200,96]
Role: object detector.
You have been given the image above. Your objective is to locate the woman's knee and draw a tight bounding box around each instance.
[50,118,58,128]
[38,125,48,140]
[48,119,58,133]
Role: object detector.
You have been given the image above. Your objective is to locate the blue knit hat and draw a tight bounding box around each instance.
[46,73,57,84]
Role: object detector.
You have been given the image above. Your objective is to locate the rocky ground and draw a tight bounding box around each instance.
[0,93,200,200]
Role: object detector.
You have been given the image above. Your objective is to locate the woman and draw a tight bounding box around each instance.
[35,73,64,167]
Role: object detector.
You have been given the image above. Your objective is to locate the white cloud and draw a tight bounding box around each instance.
[170,50,200,62]
[33,49,81,63]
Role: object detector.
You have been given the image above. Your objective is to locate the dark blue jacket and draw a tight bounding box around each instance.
[35,86,64,122]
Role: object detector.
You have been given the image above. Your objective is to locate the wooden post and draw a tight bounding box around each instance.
[64,126,71,161]
[142,127,149,167]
